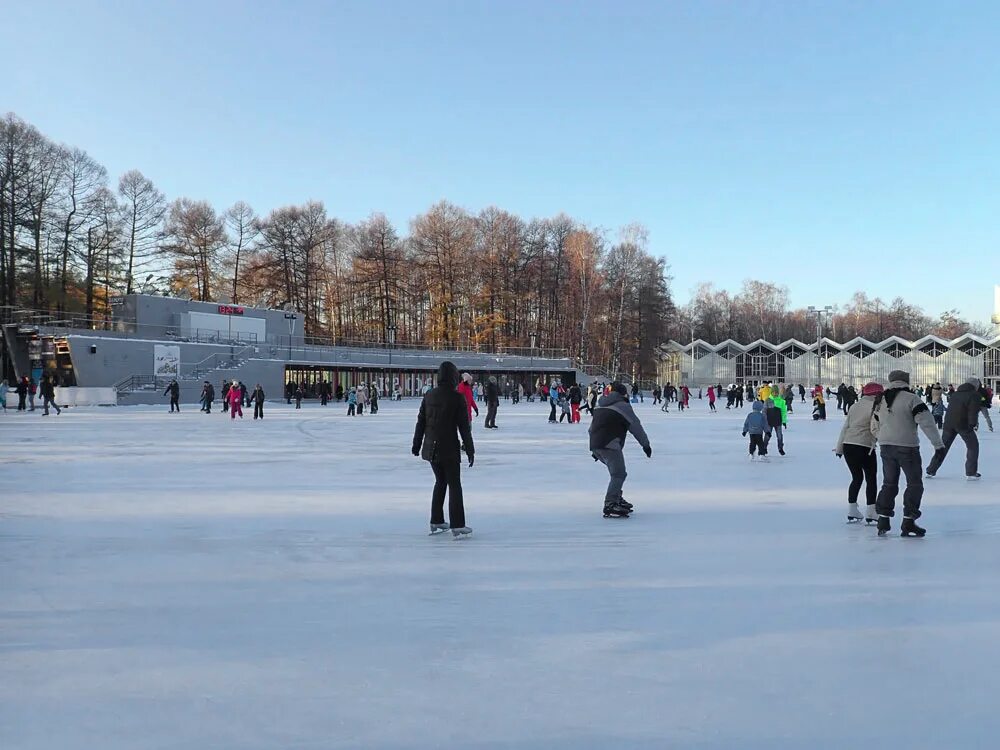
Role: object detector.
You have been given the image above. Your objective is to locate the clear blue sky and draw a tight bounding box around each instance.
[7,1,1000,322]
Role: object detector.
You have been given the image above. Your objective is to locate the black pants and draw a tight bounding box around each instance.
[320,394,328,405]
[843,443,877,505]
[42,396,61,415]
[170,397,179,412]
[430,460,465,528]
[748,434,767,455]
[549,402,556,421]
[485,401,497,427]
[18,394,26,410]
[254,402,264,419]
[926,427,979,477]
[876,445,925,519]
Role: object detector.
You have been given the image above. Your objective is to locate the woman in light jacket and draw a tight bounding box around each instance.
[834,382,883,524]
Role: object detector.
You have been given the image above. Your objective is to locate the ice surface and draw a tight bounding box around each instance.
[3,398,1000,749]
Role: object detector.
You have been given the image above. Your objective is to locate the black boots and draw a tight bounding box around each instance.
[877,515,891,536]
[901,517,926,538]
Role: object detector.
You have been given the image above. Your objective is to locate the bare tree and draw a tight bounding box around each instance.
[118,169,165,294]
[162,198,226,301]
[55,147,107,312]
[223,201,258,303]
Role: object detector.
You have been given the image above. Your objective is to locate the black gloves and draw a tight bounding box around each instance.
[468,454,475,468]
[643,445,652,458]
[412,446,420,457]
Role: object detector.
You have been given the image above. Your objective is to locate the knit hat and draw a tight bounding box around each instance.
[611,381,628,396]
[461,372,473,384]
[887,370,909,384]
[967,376,982,389]
[861,382,884,397]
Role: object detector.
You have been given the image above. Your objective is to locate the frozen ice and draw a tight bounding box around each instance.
[2,399,1000,749]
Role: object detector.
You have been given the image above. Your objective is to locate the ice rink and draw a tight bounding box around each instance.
[3,396,1000,749]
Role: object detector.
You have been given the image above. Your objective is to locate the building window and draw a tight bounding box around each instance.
[985,347,1000,378]
[819,344,839,359]
[716,345,736,360]
[919,342,948,358]
[846,343,875,359]
[959,341,986,357]
[780,344,807,359]
[884,342,910,358]
[692,345,711,360]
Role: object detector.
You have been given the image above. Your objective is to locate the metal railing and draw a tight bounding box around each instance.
[185,345,257,379]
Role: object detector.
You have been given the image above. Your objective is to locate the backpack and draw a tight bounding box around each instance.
[869,393,885,441]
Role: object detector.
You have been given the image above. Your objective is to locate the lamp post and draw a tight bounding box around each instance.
[688,323,695,386]
[387,323,397,369]
[807,305,834,386]
[284,312,297,361]
[529,331,537,374]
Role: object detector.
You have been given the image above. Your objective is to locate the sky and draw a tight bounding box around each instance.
[6,1,1000,323]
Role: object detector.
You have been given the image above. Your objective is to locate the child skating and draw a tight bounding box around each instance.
[742,401,772,460]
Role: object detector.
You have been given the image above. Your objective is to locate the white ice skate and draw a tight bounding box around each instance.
[451,526,473,539]
[749,454,756,462]
[865,504,878,524]
[429,523,450,535]
[847,503,864,522]
[759,455,770,463]
[966,474,982,481]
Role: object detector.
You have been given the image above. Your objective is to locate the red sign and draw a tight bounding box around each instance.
[218,305,244,315]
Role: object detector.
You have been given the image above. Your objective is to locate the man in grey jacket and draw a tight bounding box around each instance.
[871,370,945,537]
[926,377,982,479]
[588,382,652,517]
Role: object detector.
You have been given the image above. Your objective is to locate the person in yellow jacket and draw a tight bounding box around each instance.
[757,382,772,402]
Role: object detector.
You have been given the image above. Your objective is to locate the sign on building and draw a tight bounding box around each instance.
[153,345,181,378]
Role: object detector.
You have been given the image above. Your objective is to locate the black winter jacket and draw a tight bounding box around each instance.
[766,405,783,428]
[413,385,475,463]
[588,392,650,452]
[944,383,981,431]
[485,381,499,404]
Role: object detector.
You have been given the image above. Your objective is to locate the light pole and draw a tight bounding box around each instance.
[284,312,297,361]
[529,331,537,375]
[387,323,396,370]
[807,305,834,386]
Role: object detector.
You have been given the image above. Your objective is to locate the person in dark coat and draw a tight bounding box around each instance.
[588,382,652,517]
[925,377,983,479]
[484,376,499,428]
[412,361,475,537]
[16,376,29,411]
[318,380,329,406]
[201,381,215,413]
[335,383,344,402]
[40,374,61,416]
[369,384,379,414]
[164,380,180,412]
[252,384,265,420]
[223,380,232,413]
[239,381,249,407]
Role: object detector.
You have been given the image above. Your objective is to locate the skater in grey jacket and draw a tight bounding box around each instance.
[742,401,772,459]
[588,383,652,517]
[871,370,945,537]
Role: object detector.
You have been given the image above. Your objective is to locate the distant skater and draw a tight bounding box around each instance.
[164,379,180,412]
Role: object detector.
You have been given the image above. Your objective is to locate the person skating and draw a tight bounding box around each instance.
[164,379,180,412]
[548,378,560,423]
[228,380,244,419]
[412,361,475,538]
[569,383,582,423]
[871,370,945,537]
[977,382,994,432]
[764,397,785,455]
[484,376,499,428]
[734,384,744,409]
[925,377,983,480]
[932,398,946,428]
[252,384,265,419]
[223,380,232,414]
[201,381,215,413]
[707,385,717,412]
[588,382,652,518]
[835,382,883,524]
[812,391,826,421]
[40,374,61,416]
[369,384,379,414]
[16,376,28,411]
[319,380,329,406]
[239,381,249,408]
[458,373,478,425]
[294,383,303,409]
[798,383,806,403]
[770,388,789,454]
[742,401,772,460]
[346,387,357,415]
[0,380,8,413]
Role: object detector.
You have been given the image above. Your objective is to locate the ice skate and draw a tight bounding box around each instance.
[451,526,473,538]
[778,447,785,456]
[877,515,891,536]
[865,504,878,524]
[603,501,631,518]
[749,454,756,462]
[925,470,936,478]
[846,503,863,522]
[759,455,770,462]
[966,473,982,481]
[429,523,450,535]
[900,517,926,537]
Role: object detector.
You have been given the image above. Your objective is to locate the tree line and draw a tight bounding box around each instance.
[676,282,991,346]
[0,113,674,379]
[2,112,985,383]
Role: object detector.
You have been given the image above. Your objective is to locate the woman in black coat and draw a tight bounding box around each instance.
[412,361,475,537]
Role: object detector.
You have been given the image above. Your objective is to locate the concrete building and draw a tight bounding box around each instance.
[2,295,589,405]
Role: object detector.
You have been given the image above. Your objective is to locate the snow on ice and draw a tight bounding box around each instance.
[2,398,1000,749]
